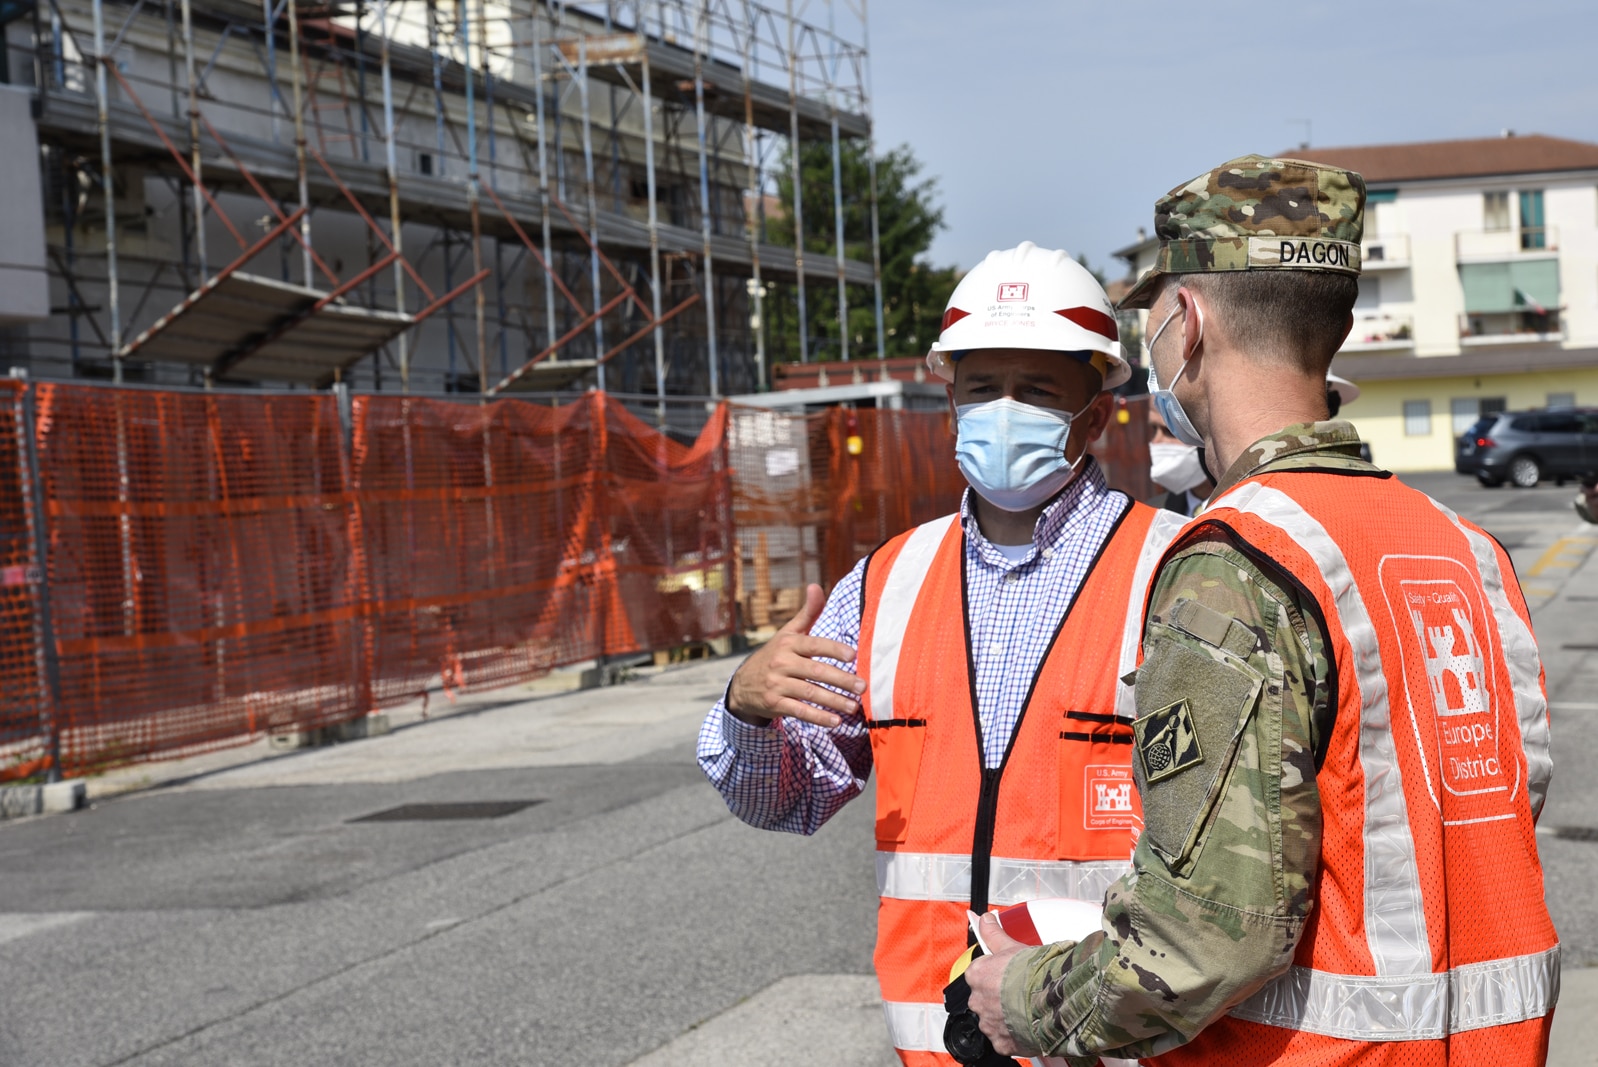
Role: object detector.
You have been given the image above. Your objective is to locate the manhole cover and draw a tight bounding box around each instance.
[349,800,543,823]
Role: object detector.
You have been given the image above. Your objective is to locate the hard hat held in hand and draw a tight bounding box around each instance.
[927,241,1130,389]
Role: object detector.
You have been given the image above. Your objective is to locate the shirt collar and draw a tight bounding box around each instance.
[960,458,1114,569]
[1208,419,1366,498]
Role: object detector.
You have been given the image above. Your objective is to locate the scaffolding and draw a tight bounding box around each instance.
[7,0,881,398]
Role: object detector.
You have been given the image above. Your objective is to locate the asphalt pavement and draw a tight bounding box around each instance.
[0,470,1594,1066]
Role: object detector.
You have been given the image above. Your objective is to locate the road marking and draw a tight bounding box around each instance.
[0,913,93,946]
[1528,537,1598,577]
[1550,702,1598,712]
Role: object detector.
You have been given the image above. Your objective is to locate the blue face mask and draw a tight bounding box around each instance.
[954,396,1090,512]
[1145,300,1205,448]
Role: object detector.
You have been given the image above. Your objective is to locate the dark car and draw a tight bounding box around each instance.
[1455,408,1598,487]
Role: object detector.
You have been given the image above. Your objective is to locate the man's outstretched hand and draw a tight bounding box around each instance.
[726,583,864,728]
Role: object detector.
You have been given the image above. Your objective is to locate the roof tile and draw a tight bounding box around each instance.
[1283,134,1598,184]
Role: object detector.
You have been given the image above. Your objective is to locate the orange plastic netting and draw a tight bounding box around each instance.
[0,381,55,781]
[0,386,737,775]
[351,391,732,705]
[726,399,1158,626]
[33,383,365,773]
[0,385,1154,777]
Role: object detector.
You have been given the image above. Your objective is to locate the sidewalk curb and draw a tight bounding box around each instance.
[0,779,87,821]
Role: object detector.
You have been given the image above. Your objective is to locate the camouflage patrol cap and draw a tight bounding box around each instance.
[1119,154,1366,310]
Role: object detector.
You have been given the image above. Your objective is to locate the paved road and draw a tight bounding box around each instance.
[0,470,1594,1066]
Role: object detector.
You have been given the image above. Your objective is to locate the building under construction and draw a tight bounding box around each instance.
[0,0,882,397]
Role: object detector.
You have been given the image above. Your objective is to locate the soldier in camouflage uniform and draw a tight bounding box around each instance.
[959,155,1559,1064]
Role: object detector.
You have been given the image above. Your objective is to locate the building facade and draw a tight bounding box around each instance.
[1116,134,1598,471]
[0,0,882,400]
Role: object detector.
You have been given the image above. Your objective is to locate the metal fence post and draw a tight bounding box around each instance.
[14,377,66,783]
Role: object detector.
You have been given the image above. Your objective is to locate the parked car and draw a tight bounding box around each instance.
[1455,408,1598,487]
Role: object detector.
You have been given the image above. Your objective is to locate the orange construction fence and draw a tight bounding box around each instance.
[0,382,1154,779]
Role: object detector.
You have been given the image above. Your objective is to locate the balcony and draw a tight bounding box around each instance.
[1341,313,1414,352]
[1463,308,1559,346]
[1459,310,1563,346]
[1361,233,1409,269]
[1456,226,1559,260]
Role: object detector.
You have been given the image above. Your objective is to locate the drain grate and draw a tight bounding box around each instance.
[1546,826,1598,843]
[349,800,543,823]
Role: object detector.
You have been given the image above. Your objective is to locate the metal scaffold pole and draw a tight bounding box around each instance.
[640,5,667,413]
[377,0,409,391]
[785,0,806,364]
[862,0,885,360]
[16,380,65,784]
[181,0,205,277]
[286,0,314,288]
[532,11,557,353]
[466,0,488,395]
[828,2,847,362]
[693,0,718,395]
[90,0,122,379]
[262,0,280,144]
[578,36,607,390]
[742,5,766,392]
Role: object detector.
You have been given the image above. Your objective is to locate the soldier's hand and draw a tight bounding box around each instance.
[726,583,863,729]
[965,912,1025,1056]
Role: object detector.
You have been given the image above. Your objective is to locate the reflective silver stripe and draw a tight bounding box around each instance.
[988,856,1129,907]
[878,850,971,902]
[1230,944,1560,1039]
[877,850,1128,907]
[1210,484,1431,977]
[1426,499,1552,819]
[1117,509,1189,720]
[868,514,958,722]
[881,1000,946,1053]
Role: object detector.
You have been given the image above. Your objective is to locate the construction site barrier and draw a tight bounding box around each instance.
[351,392,733,704]
[726,397,1157,629]
[0,383,1154,780]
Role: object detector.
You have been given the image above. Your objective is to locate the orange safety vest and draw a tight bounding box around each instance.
[1151,471,1558,1067]
[860,501,1186,1066]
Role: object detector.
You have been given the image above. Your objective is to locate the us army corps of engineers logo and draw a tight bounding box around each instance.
[1084,765,1139,830]
[1135,699,1204,784]
[1378,555,1514,824]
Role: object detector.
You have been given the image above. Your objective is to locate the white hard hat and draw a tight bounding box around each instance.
[927,241,1130,389]
[1327,372,1360,405]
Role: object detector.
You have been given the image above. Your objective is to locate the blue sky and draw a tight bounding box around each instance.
[865,0,1598,279]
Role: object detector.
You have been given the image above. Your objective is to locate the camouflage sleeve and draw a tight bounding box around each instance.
[998,530,1331,1062]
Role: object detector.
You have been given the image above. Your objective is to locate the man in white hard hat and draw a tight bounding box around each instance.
[698,241,1188,1065]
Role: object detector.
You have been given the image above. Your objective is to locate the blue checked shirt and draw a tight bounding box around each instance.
[697,460,1131,835]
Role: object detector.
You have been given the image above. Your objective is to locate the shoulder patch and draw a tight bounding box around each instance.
[1136,699,1204,783]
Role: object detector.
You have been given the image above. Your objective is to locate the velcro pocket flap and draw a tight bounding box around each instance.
[1134,620,1264,870]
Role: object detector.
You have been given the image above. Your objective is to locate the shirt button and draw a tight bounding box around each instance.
[1042,547,1054,559]
[1004,572,1019,583]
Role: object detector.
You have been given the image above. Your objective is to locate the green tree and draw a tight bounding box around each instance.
[762,140,958,364]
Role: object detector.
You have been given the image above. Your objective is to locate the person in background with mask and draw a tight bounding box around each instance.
[1150,372,1360,518]
[1148,406,1214,517]
[697,242,1188,1065]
